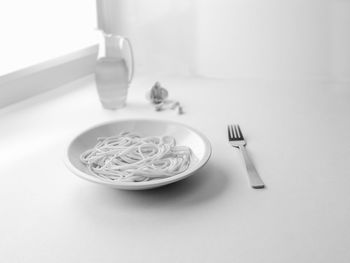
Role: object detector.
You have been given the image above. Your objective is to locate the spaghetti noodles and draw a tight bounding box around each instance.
[80,132,192,182]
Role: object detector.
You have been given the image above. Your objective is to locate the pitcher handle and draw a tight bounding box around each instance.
[123,37,134,83]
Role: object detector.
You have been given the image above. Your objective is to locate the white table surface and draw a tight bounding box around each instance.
[1,75,350,263]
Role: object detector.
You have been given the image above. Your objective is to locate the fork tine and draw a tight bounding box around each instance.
[228,124,245,140]
[230,125,236,138]
[230,125,235,139]
[227,125,232,139]
[233,124,238,138]
[233,125,238,138]
[234,124,240,139]
[236,124,244,139]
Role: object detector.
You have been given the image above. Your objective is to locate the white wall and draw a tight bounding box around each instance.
[195,0,331,80]
[98,0,350,82]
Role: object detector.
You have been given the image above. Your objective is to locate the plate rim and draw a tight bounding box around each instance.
[64,118,212,189]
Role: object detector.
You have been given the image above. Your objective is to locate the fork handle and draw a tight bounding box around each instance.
[239,146,265,189]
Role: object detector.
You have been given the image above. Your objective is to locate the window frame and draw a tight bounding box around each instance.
[0,45,97,108]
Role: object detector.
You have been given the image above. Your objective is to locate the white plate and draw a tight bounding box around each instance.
[64,119,212,190]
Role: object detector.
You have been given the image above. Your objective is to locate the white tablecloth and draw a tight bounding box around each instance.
[1,75,350,263]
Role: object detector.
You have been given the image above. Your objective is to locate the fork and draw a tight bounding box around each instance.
[228,124,265,189]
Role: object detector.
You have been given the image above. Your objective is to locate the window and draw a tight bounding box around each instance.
[0,0,96,76]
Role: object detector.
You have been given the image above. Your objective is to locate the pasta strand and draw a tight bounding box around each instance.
[80,132,192,182]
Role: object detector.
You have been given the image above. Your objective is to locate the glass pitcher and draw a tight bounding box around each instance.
[95,31,134,110]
